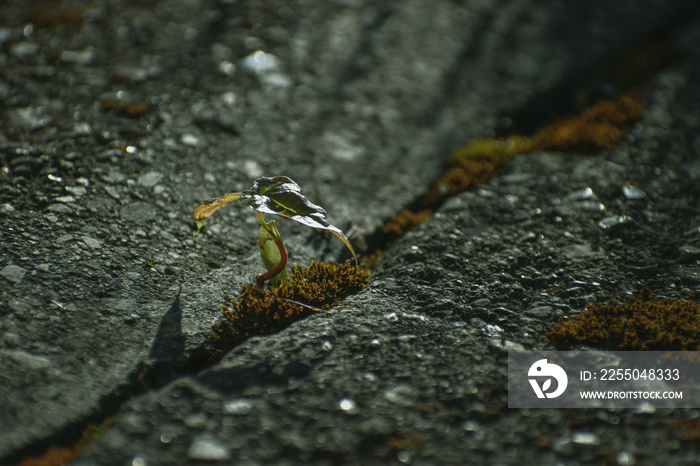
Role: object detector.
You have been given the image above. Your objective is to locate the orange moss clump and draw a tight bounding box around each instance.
[18,418,113,466]
[424,95,644,223]
[450,95,643,165]
[529,95,643,151]
[384,208,434,238]
[374,95,644,259]
[424,155,511,207]
[547,290,700,350]
[206,261,369,358]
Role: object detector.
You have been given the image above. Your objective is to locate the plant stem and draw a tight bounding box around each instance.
[255,238,288,289]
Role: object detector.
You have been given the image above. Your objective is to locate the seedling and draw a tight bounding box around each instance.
[193,176,356,289]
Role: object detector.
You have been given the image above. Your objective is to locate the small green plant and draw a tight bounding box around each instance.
[193,176,356,288]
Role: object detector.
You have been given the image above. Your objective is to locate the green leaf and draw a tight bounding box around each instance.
[240,176,357,261]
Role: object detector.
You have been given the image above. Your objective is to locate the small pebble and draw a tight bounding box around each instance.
[1,264,27,284]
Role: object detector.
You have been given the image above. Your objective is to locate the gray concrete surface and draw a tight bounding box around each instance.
[2,0,700,464]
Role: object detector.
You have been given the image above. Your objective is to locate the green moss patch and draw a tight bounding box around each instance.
[547,290,700,350]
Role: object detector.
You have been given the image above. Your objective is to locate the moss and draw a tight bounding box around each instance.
[424,156,509,207]
[360,250,385,272]
[449,136,532,164]
[380,95,644,246]
[358,96,643,274]
[529,95,643,152]
[451,95,642,166]
[384,208,433,238]
[547,290,700,350]
[205,261,369,359]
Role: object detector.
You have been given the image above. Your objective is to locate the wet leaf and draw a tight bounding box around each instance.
[240,176,356,261]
